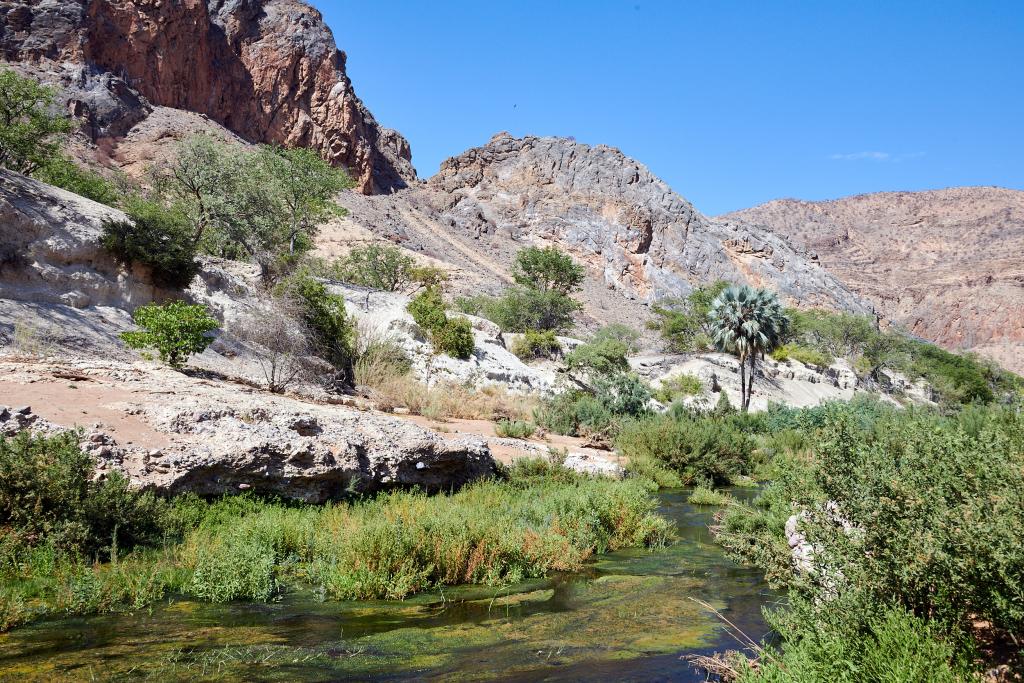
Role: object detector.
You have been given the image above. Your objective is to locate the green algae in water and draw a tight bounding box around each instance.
[0,489,772,682]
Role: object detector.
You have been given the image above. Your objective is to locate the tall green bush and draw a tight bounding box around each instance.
[101,197,200,289]
[121,300,219,369]
[0,69,74,175]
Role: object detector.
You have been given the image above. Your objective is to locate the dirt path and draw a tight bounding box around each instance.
[0,370,170,447]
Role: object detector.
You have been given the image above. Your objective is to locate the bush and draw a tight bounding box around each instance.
[407,287,475,360]
[771,343,833,367]
[737,607,971,683]
[715,404,1024,677]
[564,337,631,377]
[463,287,581,333]
[614,414,755,486]
[277,273,356,382]
[593,372,651,418]
[457,246,584,333]
[653,374,703,403]
[494,420,537,439]
[512,245,585,294]
[36,156,119,206]
[101,197,200,289]
[0,431,167,561]
[332,244,415,292]
[121,300,219,369]
[510,330,562,360]
[534,391,616,438]
[648,281,729,352]
[408,286,448,331]
[432,315,475,360]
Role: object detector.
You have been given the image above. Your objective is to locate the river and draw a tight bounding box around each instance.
[0,488,774,681]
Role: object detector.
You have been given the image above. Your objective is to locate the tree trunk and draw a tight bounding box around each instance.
[739,353,748,412]
[746,353,757,411]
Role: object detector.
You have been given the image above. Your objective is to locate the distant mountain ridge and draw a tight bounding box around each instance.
[722,187,1024,373]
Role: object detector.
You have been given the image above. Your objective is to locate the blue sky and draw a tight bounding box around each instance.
[319,1,1023,215]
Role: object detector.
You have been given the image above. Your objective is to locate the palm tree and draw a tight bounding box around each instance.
[708,285,789,411]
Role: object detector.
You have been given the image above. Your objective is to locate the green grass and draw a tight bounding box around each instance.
[687,486,731,506]
[0,458,670,630]
[494,419,537,439]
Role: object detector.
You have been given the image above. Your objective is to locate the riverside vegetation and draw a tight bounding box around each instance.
[0,434,669,631]
[3,68,1024,680]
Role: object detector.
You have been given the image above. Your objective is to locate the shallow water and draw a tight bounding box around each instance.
[0,489,775,682]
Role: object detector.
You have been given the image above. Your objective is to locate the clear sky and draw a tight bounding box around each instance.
[319,1,1024,215]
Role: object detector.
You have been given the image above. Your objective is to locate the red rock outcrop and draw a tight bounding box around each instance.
[723,188,1024,373]
[0,0,415,193]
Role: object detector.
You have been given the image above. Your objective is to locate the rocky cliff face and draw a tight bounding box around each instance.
[723,188,1024,373]
[0,0,414,193]
[422,133,872,314]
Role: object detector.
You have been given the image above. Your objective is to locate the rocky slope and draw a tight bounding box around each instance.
[0,0,414,193]
[327,133,874,325]
[723,188,1024,373]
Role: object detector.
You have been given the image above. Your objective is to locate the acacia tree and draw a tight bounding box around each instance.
[154,136,352,282]
[0,69,73,175]
[709,285,789,411]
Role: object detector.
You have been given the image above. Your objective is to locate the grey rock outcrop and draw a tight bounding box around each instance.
[425,133,874,314]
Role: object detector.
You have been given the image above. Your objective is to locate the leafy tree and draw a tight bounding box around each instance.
[255,146,352,254]
[154,136,351,283]
[121,300,219,369]
[101,197,200,289]
[708,285,789,411]
[0,69,74,175]
[512,245,585,294]
[565,337,631,377]
[334,244,416,292]
[648,280,729,352]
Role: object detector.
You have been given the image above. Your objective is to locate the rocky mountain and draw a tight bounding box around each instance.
[323,133,874,328]
[0,0,414,193]
[723,188,1024,373]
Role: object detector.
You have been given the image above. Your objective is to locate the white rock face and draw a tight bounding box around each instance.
[633,352,888,412]
[334,284,556,394]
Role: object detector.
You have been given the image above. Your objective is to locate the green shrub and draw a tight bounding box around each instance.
[278,273,356,380]
[738,607,971,683]
[407,287,475,360]
[36,156,119,206]
[592,372,652,418]
[471,287,582,333]
[408,287,447,331]
[332,244,415,292]
[716,404,1024,677]
[771,343,833,367]
[456,247,584,333]
[494,420,537,439]
[432,315,475,360]
[101,197,200,289]
[647,281,729,352]
[653,374,703,403]
[687,486,731,506]
[565,337,631,377]
[0,431,167,561]
[510,330,562,360]
[534,392,616,438]
[121,300,219,369]
[614,414,755,486]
